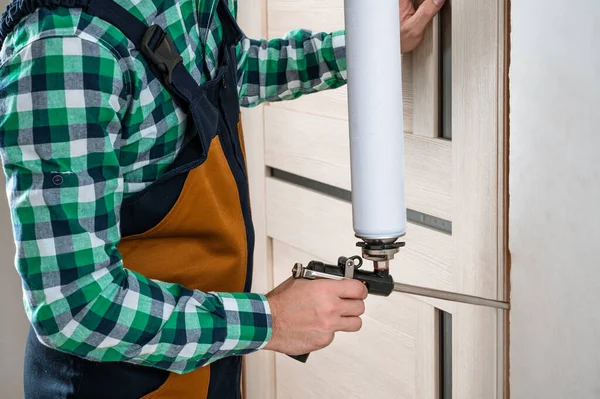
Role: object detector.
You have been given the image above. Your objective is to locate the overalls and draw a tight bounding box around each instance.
[0,0,255,397]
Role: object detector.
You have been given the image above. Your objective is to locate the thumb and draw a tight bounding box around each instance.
[410,0,445,34]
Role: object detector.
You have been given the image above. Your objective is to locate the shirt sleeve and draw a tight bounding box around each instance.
[0,36,271,374]
[236,29,347,107]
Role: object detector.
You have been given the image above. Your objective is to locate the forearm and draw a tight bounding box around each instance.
[4,153,272,373]
[237,29,347,107]
[27,256,270,373]
[5,137,271,375]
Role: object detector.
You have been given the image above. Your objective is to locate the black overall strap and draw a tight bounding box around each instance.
[0,0,244,164]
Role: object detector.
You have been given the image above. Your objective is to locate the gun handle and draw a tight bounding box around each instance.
[288,353,310,363]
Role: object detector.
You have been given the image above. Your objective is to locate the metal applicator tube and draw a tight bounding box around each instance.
[344,0,407,242]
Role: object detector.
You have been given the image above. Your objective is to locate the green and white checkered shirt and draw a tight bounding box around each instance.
[0,0,346,373]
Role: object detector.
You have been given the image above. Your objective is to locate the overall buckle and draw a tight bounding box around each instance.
[140,25,183,85]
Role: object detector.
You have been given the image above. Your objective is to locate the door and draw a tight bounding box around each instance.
[238,1,508,398]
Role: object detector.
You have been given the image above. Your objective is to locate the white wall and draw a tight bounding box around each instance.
[510,1,600,398]
[0,172,28,398]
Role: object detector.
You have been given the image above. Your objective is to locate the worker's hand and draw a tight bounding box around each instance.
[400,0,445,53]
[263,277,368,355]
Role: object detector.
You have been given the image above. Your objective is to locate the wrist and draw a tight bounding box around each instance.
[258,293,274,350]
[263,292,279,351]
[332,30,347,80]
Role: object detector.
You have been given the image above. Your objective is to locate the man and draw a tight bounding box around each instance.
[0,0,443,397]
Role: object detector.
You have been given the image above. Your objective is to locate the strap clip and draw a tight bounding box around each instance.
[140,25,183,85]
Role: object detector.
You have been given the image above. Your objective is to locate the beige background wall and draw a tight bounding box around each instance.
[0,173,28,398]
[0,2,29,397]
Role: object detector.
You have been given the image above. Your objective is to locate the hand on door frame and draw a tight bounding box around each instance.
[400,0,445,53]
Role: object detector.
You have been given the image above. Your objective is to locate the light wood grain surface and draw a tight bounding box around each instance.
[452,1,505,398]
[266,177,454,313]
[412,14,440,138]
[266,0,424,134]
[264,106,452,220]
[239,1,508,398]
[237,2,276,399]
[272,241,438,399]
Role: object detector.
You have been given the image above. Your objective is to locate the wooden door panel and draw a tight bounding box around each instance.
[264,107,452,220]
[268,0,345,38]
[266,0,439,137]
[266,177,454,312]
[272,241,438,399]
[451,1,507,397]
[239,1,508,398]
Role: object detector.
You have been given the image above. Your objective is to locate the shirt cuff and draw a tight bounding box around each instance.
[331,30,347,81]
[214,292,272,355]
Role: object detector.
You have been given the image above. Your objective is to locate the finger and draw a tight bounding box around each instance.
[337,316,363,333]
[410,0,445,35]
[339,299,366,317]
[337,279,368,299]
[399,0,416,21]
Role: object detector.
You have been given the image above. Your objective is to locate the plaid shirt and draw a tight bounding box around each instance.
[0,0,346,373]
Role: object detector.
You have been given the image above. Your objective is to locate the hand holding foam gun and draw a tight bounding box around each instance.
[263,276,368,358]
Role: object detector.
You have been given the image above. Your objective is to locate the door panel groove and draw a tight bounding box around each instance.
[439,311,453,399]
[270,168,452,234]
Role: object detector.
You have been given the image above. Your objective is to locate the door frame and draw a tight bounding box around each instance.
[238,1,509,397]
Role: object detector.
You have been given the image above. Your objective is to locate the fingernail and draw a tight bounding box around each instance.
[433,0,445,6]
